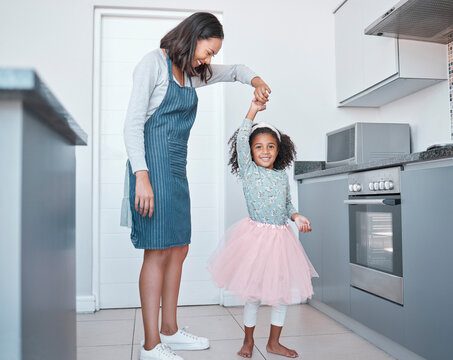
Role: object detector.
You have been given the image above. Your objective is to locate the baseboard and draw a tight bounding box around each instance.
[309,299,425,360]
[76,295,96,313]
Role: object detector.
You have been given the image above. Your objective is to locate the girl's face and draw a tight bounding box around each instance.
[251,133,279,169]
[193,37,222,67]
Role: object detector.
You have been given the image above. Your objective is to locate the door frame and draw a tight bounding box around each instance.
[92,7,226,311]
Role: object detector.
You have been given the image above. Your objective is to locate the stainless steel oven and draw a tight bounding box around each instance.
[345,167,403,305]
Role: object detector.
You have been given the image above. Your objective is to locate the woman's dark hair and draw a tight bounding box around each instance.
[160,12,224,83]
[228,126,297,176]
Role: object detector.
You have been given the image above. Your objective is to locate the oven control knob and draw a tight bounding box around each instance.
[373,182,379,190]
[368,182,374,191]
[388,180,394,190]
[379,181,385,190]
[353,184,362,192]
[349,184,354,192]
[384,181,390,190]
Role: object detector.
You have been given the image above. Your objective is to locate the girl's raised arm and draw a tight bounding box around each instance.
[236,118,253,175]
[237,99,266,175]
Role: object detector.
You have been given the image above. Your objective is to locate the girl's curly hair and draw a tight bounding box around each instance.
[228,126,296,176]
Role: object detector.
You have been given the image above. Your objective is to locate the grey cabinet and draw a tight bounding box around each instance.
[401,162,453,360]
[298,175,350,314]
[0,69,87,360]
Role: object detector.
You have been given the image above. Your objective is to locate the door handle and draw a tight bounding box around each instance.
[344,199,400,206]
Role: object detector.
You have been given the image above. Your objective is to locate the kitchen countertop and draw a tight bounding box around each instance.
[294,145,453,181]
[0,68,87,145]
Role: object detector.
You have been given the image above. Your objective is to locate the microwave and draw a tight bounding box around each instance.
[326,122,410,168]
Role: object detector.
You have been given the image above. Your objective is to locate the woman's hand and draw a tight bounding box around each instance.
[293,213,312,233]
[251,77,271,103]
[134,170,154,218]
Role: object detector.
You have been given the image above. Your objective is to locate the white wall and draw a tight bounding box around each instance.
[1,0,450,302]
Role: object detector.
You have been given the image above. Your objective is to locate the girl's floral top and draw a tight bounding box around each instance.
[237,118,297,226]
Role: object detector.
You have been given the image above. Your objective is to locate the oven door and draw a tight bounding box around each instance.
[345,195,403,304]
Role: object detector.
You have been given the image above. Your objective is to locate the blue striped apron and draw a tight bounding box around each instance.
[128,52,198,249]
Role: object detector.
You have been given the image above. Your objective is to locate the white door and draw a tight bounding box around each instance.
[95,9,224,309]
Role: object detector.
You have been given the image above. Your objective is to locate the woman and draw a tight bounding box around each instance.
[122,12,271,360]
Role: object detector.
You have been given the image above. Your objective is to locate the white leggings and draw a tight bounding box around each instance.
[243,300,288,327]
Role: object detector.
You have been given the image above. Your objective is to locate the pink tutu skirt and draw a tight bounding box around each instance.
[207,217,319,306]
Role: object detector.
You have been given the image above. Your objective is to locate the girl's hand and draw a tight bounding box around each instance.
[134,170,154,218]
[251,77,271,103]
[251,97,266,111]
[246,98,266,121]
[294,214,312,233]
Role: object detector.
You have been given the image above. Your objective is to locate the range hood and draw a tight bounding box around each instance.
[365,0,453,44]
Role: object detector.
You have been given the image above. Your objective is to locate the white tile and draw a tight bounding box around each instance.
[102,38,157,63]
[226,306,244,316]
[178,280,221,305]
[191,208,218,232]
[101,258,142,283]
[180,256,213,281]
[77,320,134,347]
[100,85,130,111]
[187,160,218,183]
[100,233,141,259]
[101,134,127,159]
[77,344,132,360]
[188,135,218,160]
[100,209,130,234]
[77,308,136,322]
[100,109,127,135]
[190,184,218,208]
[188,231,219,257]
[102,16,178,41]
[100,183,124,210]
[101,158,127,184]
[100,283,141,309]
[101,62,135,87]
[254,333,394,360]
[191,111,218,136]
[197,85,221,112]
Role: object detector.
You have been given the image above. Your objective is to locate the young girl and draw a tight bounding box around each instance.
[208,98,318,358]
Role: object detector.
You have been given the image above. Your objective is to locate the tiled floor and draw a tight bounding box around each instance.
[77,304,394,360]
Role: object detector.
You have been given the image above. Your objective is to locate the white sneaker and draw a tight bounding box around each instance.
[160,327,210,350]
[140,343,184,360]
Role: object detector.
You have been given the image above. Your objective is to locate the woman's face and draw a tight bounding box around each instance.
[251,133,279,170]
[193,37,223,67]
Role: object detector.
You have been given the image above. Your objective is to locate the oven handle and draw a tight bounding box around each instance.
[344,198,400,206]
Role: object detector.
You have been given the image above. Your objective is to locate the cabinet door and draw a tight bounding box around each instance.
[362,0,398,90]
[335,0,398,103]
[298,176,350,314]
[401,164,453,360]
[335,0,364,102]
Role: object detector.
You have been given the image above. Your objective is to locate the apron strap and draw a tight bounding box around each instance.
[167,49,192,87]
[166,49,173,80]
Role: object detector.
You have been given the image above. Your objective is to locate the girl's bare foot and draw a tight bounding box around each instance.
[238,339,254,358]
[266,342,299,358]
